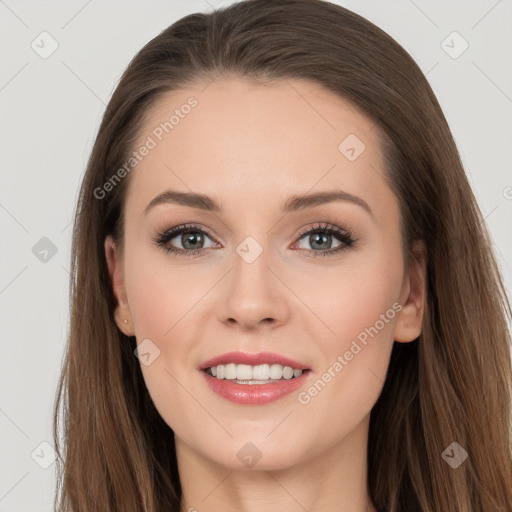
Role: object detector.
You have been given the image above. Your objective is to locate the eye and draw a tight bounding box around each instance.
[153,221,358,258]
[291,222,357,258]
[153,223,218,258]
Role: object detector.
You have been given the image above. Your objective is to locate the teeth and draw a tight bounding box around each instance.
[206,363,304,381]
[225,363,237,380]
[236,364,253,380]
[253,364,269,380]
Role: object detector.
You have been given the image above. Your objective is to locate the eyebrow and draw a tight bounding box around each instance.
[143,189,373,217]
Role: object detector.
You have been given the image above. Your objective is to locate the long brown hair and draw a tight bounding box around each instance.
[52,1,512,510]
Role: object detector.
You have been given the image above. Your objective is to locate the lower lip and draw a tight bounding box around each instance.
[201,370,311,405]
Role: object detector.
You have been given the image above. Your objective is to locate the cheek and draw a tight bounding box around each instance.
[292,246,402,352]
[289,252,401,422]
[123,249,205,430]
[124,245,206,338]
[123,244,215,402]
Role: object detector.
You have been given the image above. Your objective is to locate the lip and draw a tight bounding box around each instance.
[199,351,310,371]
[201,369,312,405]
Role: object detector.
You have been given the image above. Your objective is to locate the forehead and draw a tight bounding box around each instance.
[125,76,390,219]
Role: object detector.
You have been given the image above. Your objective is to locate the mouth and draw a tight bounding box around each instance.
[198,351,312,403]
[203,363,311,384]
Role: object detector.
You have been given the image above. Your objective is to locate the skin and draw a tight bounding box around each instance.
[105,77,427,512]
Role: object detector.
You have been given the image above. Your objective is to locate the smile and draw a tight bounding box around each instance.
[205,363,304,382]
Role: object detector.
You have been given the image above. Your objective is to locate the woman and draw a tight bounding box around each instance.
[52,0,512,510]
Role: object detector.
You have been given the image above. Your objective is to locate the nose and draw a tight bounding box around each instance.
[219,247,291,330]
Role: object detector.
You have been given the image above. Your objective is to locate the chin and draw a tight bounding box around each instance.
[198,437,309,472]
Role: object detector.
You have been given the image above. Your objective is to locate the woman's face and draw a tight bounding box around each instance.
[106,77,424,470]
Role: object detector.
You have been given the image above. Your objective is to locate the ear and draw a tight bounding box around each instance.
[394,239,427,343]
[104,235,134,336]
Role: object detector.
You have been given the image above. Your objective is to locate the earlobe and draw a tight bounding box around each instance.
[394,240,427,344]
[104,235,134,336]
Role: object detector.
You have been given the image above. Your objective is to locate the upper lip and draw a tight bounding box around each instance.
[199,351,310,370]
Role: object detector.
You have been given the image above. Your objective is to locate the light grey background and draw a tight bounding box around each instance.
[1,1,511,510]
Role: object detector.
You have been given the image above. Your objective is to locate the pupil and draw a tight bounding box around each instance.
[183,231,203,249]
[311,233,330,250]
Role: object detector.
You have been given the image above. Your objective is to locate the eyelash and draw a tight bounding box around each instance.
[152,222,358,259]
